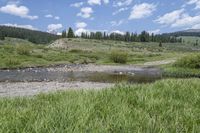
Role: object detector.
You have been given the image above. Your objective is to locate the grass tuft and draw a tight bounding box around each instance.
[110,50,128,64]
[0,79,199,132]
[174,54,200,69]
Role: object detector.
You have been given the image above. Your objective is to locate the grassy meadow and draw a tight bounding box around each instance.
[0,37,198,68]
[0,37,200,132]
[0,79,199,132]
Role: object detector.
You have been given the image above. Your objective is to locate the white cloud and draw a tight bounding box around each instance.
[155,9,184,25]
[187,0,200,9]
[0,4,38,20]
[1,23,37,30]
[148,29,160,34]
[129,3,156,20]
[103,0,109,4]
[155,8,200,29]
[75,28,90,36]
[45,14,60,20]
[7,0,21,5]
[113,0,133,7]
[76,22,87,29]
[45,14,53,18]
[88,0,101,5]
[47,24,63,32]
[110,20,124,26]
[57,32,62,35]
[77,7,93,18]
[54,16,60,20]
[70,2,84,8]
[192,23,200,29]
[172,14,200,28]
[112,7,128,15]
[88,0,109,5]
[110,30,125,35]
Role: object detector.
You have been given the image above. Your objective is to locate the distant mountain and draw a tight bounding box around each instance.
[164,29,200,37]
[0,26,60,44]
[181,29,200,33]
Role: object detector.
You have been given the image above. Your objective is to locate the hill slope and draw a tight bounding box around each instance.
[166,29,200,37]
[0,26,60,44]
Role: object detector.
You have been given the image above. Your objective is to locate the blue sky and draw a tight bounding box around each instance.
[0,0,200,35]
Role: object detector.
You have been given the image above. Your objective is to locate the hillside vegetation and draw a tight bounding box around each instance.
[0,26,60,44]
[0,37,193,68]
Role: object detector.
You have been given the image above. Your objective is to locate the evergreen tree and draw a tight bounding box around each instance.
[67,27,74,38]
[103,32,107,39]
[95,32,102,39]
[0,32,5,40]
[195,40,199,46]
[140,31,149,42]
[159,42,162,47]
[125,32,131,42]
[62,30,67,38]
[151,33,154,42]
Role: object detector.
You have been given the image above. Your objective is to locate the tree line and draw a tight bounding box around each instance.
[0,26,60,44]
[0,26,183,44]
[62,28,182,43]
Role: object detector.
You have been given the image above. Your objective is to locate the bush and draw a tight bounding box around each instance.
[110,50,128,64]
[174,54,200,69]
[16,44,32,55]
[34,54,43,58]
[5,58,20,66]
[69,49,83,53]
[2,45,15,53]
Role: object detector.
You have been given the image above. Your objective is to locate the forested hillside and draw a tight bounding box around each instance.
[0,26,60,44]
[165,30,200,37]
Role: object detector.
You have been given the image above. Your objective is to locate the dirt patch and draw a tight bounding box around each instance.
[143,59,176,66]
[0,82,113,97]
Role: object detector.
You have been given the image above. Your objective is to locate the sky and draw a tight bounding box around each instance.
[0,0,200,35]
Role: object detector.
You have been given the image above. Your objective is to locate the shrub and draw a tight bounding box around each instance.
[5,58,20,66]
[110,50,128,64]
[16,44,32,55]
[3,45,15,53]
[34,54,43,58]
[174,54,200,69]
[69,49,83,53]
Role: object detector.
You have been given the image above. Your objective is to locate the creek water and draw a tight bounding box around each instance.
[0,67,162,83]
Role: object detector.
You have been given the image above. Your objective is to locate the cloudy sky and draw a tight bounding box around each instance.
[0,0,200,35]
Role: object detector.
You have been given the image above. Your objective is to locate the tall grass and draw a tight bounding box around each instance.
[0,79,199,132]
[174,54,200,69]
[110,50,128,64]
[5,58,20,67]
[16,44,32,55]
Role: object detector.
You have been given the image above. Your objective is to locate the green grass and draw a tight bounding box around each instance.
[180,36,200,46]
[110,50,128,64]
[0,37,198,68]
[0,79,199,132]
[174,54,200,69]
[162,53,200,78]
[163,66,200,78]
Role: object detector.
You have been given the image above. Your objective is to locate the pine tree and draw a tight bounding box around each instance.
[140,31,149,42]
[151,33,154,42]
[0,32,5,40]
[195,40,198,46]
[103,32,107,39]
[159,42,162,47]
[62,30,67,38]
[67,27,74,38]
[125,32,130,42]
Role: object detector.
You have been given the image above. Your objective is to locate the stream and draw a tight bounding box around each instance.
[0,66,162,83]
